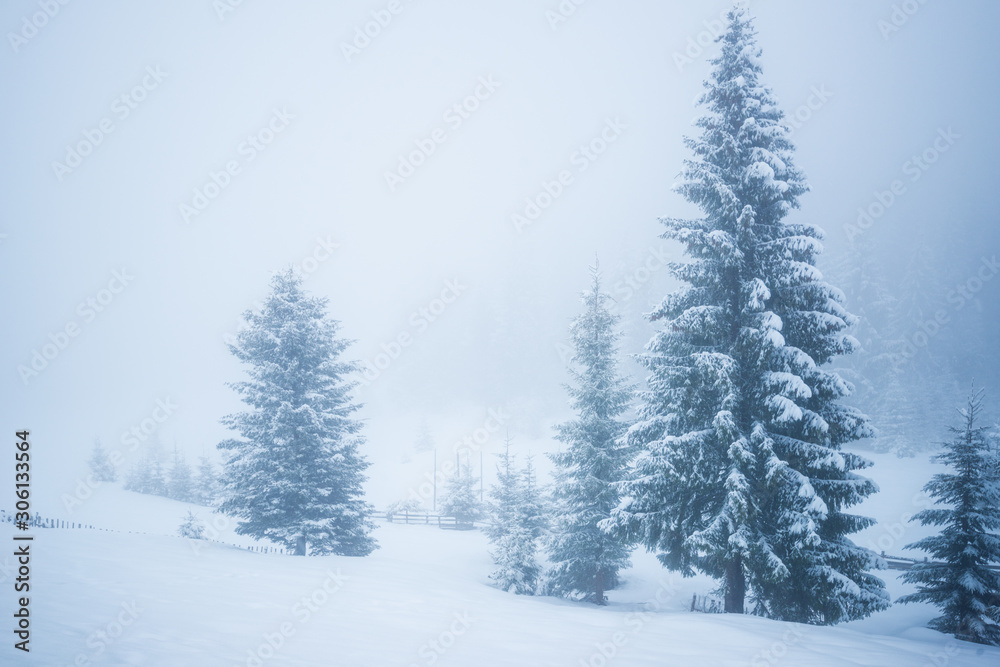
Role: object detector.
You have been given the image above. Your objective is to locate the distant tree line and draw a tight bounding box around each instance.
[87,437,221,506]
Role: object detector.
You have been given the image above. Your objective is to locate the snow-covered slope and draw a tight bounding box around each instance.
[5,485,1000,666]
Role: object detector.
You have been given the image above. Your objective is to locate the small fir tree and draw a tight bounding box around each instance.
[898,388,1000,645]
[546,265,633,604]
[88,438,117,483]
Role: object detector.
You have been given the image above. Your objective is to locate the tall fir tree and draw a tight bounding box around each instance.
[88,438,117,483]
[487,436,541,595]
[546,265,633,604]
[609,7,887,623]
[168,447,194,502]
[898,388,1000,645]
[519,455,547,544]
[218,269,376,557]
[440,457,483,526]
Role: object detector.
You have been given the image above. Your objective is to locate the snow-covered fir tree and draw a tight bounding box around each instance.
[487,437,542,595]
[898,387,1000,645]
[217,269,377,557]
[178,511,205,540]
[168,448,194,502]
[195,456,220,506]
[546,265,633,604]
[123,456,150,494]
[440,457,483,527]
[519,455,547,543]
[88,438,117,483]
[125,438,167,496]
[608,7,888,623]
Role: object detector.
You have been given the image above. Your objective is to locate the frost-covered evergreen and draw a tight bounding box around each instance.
[898,388,1000,645]
[88,438,117,483]
[487,437,542,595]
[546,266,633,604]
[218,269,376,557]
[178,511,205,540]
[123,457,150,494]
[195,456,220,506]
[440,458,483,526]
[609,7,887,623]
[167,448,194,503]
[519,455,548,543]
[125,439,167,496]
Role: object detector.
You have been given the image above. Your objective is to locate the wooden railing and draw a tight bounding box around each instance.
[372,510,484,530]
[0,510,287,554]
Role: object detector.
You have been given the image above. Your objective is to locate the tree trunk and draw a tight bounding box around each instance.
[724,557,745,614]
[595,570,606,605]
[293,534,306,556]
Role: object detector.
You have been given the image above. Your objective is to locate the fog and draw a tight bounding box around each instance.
[2,0,999,508]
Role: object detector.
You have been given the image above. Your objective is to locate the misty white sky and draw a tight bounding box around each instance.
[2,0,999,507]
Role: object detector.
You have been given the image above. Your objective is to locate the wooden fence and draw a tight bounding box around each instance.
[0,510,287,554]
[881,552,1000,572]
[372,510,484,530]
[690,593,724,613]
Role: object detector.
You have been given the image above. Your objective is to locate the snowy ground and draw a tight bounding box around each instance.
[6,457,1000,667]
